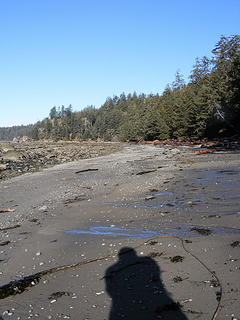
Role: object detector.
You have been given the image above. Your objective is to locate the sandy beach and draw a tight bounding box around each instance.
[0,143,239,320]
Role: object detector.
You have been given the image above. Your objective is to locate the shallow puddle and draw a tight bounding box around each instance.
[104,166,240,216]
[65,225,240,239]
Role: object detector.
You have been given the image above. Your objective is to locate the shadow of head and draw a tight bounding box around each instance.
[105,246,188,319]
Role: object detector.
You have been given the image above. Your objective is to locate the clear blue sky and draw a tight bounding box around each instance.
[0,0,239,127]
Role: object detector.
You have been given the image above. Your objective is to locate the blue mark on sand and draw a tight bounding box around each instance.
[65,225,240,239]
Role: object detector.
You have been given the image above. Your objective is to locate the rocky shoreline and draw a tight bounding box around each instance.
[0,141,121,181]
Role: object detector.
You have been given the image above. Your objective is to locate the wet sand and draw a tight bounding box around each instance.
[0,144,239,319]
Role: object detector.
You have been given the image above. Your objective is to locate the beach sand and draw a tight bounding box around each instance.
[0,143,239,319]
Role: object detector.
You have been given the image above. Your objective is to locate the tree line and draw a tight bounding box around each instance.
[1,35,239,142]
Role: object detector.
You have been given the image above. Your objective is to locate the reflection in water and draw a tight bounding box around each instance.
[65,225,240,239]
[105,247,188,320]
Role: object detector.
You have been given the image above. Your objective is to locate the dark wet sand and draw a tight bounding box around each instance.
[0,144,239,319]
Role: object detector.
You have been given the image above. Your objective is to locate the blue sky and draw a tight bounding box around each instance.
[0,0,239,127]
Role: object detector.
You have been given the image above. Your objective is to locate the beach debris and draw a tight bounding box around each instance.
[204,279,220,287]
[210,279,220,287]
[194,150,215,154]
[75,184,93,189]
[29,218,39,223]
[147,252,163,258]
[75,168,98,174]
[19,231,31,235]
[166,203,174,207]
[201,214,221,219]
[216,291,221,301]
[145,195,156,201]
[173,276,183,283]
[0,224,21,232]
[0,273,41,299]
[181,298,192,303]
[3,310,14,316]
[147,240,158,246]
[136,169,157,175]
[190,227,212,236]
[230,241,240,248]
[0,208,15,213]
[185,309,203,315]
[170,256,184,263]
[0,241,10,246]
[64,195,87,204]
[49,291,71,300]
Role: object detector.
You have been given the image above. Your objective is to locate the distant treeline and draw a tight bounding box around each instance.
[0,125,34,141]
[1,35,239,142]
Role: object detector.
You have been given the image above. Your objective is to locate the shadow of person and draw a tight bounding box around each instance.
[105,247,188,320]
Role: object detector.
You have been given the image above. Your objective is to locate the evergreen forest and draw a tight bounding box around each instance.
[1,35,239,141]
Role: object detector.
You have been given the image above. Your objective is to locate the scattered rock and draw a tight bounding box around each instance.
[0,143,15,152]
[0,164,8,171]
[2,151,25,161]
[0,141,120,181]
[38,205,48,212]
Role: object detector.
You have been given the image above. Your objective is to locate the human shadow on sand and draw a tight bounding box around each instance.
[105,247,188,320]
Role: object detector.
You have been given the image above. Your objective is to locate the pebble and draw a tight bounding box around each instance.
[38,206,48,212]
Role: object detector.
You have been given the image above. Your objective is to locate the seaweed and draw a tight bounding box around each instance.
[49,291,71,300]
[190,227,212,236]
[230,241,240,248]
[170,256,184,263]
